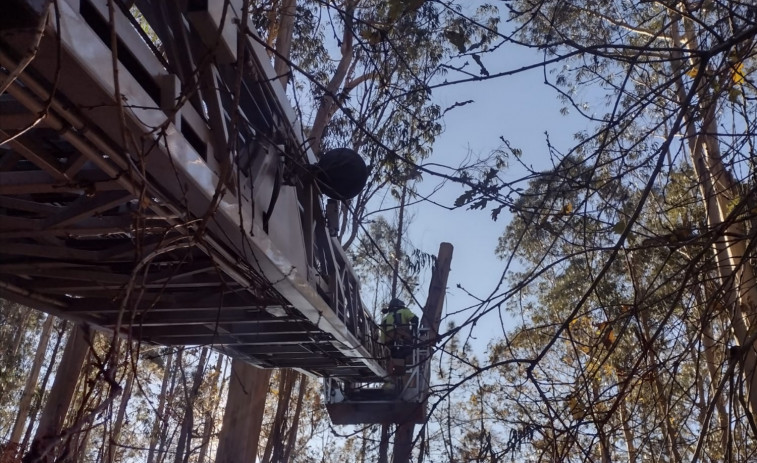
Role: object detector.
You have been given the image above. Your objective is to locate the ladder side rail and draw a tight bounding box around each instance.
[328,235,383,358]
[399,327,431,402]
[175,0,384,367]
[77,0,166,88]
[66,0,222,175]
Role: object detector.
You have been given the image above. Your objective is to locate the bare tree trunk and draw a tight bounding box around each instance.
[273,0,296,87]
[262,369,296,463]
[307,2,356,153]
[21,320,67,454]
[638,309,682,463]
[70,383,103,463]
[618,396,637,462]
[393,243,453,463]
[9,315,54,447]
[197,353,226,463]
[593,383,611,463]
[358,427,368,463]
[0,306,32,404]
[696,288,729,452]
[392,423,414,463]
[157,349,182,463]
[106,367,135,463]
[390,183,407,298]
[689,99,757,420]
[385,176,410,463]
[625,250,681,463]
[215,360,271,463]
[195,411,213,463]
[174,347,209,463]
[281,375,307,463]
[147,350,174,463]
[377,425,390,463]
[25,325,90,463]
[9,307,32,359]
[670,9,757,420]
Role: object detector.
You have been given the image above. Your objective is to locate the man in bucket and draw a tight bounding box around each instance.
[379,298,418,376]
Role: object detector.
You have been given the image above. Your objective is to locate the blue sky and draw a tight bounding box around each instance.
[295,1,593,356]
[407,39,591,355]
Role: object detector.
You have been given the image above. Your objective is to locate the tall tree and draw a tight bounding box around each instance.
[25,325,90,463]
[173,347,209,463]
[442,0,757,460]
[19,320,68,456]
[215,360,272,463]
[146,349,176,463]
[251,0,499,249]
[8,315,54,451]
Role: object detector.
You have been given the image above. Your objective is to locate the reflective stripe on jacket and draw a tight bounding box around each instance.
[380,307,418,343]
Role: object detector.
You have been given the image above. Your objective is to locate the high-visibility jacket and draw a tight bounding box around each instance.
[380,307,418,343]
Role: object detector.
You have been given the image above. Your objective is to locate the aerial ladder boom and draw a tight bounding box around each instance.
[0,0,385,379]
[0,0,451,428]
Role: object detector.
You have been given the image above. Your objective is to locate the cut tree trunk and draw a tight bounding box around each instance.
[393,243,453,463]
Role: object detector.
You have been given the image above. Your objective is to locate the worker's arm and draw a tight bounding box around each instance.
[408,312,419,337]
[379,322,387,343]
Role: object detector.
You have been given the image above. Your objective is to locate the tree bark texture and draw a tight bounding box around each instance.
[214,360,271,463]
[174,347,209,463]
[282,375,307,462]
[9,315,54,445]
[262,369,296,463]
[273,0,296,87]
[106,367,135,463]
[147,350,174,463]
[377,424,390,463]
[20,321,67,454]
[197,353,226,463]
[25,325,90,463]
[669,10,757,421]
[307,2,356,153]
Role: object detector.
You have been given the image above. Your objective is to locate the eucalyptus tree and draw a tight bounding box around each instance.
[251,0,500,249]
[249,4,502,461]
[474,147,734,461]
[0,301,45,435]
[442,0,757,460]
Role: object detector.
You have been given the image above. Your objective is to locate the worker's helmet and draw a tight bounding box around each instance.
[388,298,405,310]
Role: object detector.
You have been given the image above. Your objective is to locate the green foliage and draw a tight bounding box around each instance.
[0,300,47,436]
[461,0,757,460]
[348,215,433,307]
[252,0,501,253]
